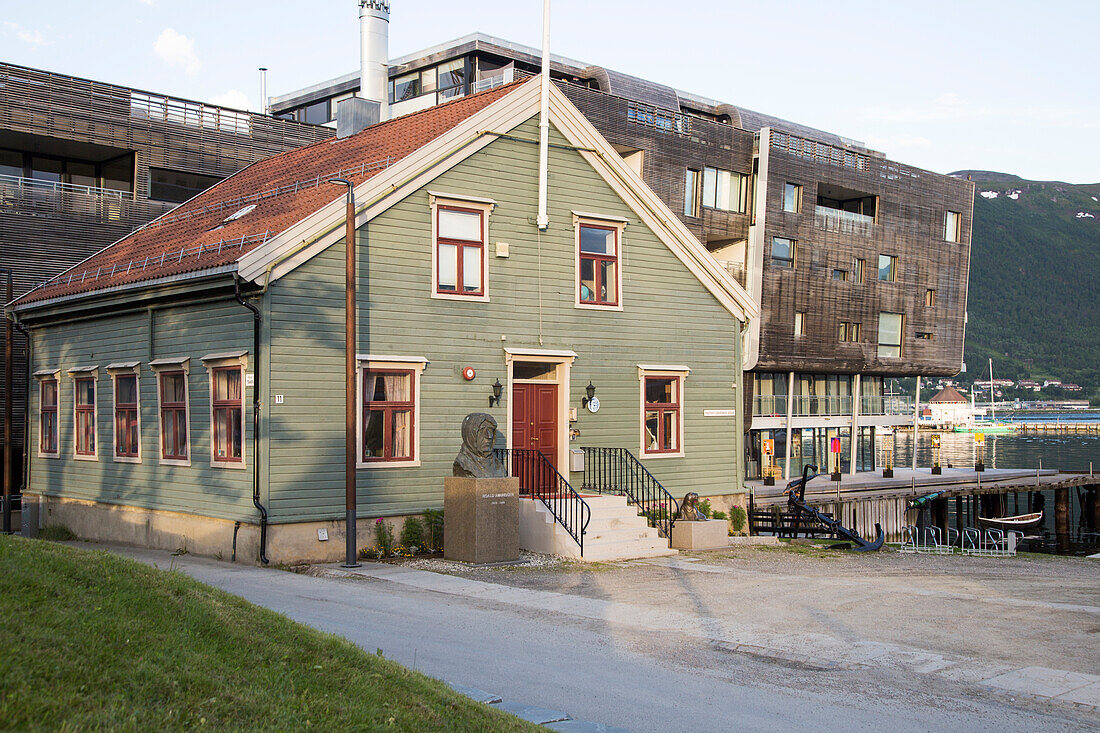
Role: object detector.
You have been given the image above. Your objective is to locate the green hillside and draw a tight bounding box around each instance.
[953,171,1100,401]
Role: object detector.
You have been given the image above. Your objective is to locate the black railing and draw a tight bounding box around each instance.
[494,448,590,556]
[581,447,679,544]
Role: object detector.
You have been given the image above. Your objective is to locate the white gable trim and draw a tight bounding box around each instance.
[545,85,756,321]
[235,76,756,322]
[236,81,541,283]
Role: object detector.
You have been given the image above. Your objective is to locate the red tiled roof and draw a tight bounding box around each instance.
[15,80,523,306]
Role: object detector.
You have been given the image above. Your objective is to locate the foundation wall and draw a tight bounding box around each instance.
[29,494,417,565]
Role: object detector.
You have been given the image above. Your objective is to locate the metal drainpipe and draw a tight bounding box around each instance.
[2,268,12,534]
[13,318,31,516]
[234,274,269,564]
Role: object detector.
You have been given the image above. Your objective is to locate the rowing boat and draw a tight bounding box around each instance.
[976,512,1043,532]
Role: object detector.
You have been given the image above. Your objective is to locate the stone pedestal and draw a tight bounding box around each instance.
[444,477,520,564]
[670,519,729,550]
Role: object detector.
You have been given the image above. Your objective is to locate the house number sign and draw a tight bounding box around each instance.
[586,396,600,413]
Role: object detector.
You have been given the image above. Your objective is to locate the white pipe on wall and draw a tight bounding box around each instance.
[536,0,551,231]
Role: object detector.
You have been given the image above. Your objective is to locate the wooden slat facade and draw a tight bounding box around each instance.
[1,61,334,483]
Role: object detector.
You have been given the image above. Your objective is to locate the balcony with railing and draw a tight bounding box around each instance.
[0,174,175,224]
[753,393,916,417]
[721,260,746,287]
[815,205,874,236]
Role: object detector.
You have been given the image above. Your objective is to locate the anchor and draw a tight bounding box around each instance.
[784,465,885,552]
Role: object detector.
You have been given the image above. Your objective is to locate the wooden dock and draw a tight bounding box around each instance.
[747,468,1098,543]
[1014,422,1100,434]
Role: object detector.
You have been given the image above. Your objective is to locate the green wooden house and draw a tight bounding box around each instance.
[11,78,757,563]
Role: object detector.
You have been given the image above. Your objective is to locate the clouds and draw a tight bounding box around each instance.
[154,28,200,76]
[4,21,48,46]
[208,90,251,112]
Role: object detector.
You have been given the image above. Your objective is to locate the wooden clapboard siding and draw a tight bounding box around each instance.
[26,300,257,521]
[266,116,741,522]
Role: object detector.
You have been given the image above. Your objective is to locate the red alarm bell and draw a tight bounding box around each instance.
[462,367,476,381]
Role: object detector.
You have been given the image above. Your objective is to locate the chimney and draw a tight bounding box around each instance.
[359,0,390,121]
[336,97,381,138]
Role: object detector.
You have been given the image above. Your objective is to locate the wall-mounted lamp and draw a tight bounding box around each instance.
[582,382,597,407]
[489,378,503,407]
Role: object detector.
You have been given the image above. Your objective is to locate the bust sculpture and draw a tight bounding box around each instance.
[677,492,707,522]
[452,412,507,479]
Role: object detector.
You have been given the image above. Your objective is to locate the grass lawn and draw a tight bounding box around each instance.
[0,537,539,731]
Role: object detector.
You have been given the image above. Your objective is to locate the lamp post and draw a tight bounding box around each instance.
[328,178,360,568]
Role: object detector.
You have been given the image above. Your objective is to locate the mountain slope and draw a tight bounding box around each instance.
[952,172,1100,398]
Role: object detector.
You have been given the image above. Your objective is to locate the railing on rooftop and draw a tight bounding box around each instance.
[771,131,869,172]
[0,174,174,223]
[814,205,874,236]
[626,100,691,136]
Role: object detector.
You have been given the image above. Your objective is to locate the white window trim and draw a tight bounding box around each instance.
[68,366,99,461]
[356,355,427,469]
[504,350,573,472]
[574,213,626,312]
[149,357,191,467]
[33,369,61,459]
[201,352,248,470]
[637,366,690,460]
[944,210,961,242]
[106,362,142,464]
[429,193,494,303]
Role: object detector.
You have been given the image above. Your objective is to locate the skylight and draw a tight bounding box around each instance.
[222,204,256,223]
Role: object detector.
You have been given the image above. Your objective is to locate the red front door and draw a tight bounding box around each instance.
[512,382,559,471]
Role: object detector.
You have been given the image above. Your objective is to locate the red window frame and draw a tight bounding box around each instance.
[39,378,58,455]
[159,371,189,461]
[114,373,139,458]
[579,223,619,306]
[362,368,416,462]
[73,376,96,456]
[643,375,681,455]
[211,366,243,463]
[435,205,484,296]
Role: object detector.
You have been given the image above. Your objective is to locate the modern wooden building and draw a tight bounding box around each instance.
[12,79,755,563]
[271,32,975,481]
[0,61,334,489]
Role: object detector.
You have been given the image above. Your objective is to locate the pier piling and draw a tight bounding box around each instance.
[1055,488,1070,554]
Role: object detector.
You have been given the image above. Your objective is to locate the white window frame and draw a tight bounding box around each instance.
[68,365,99,461]
[944,210,961,242]
[795,312,806,337]
[106,362,142,464]
[201,351,248,470]
[149,357,191,467]
[637,365,690,459]
[356,355,428,469]
[429,192,494,303]
[877,313,904,359]
[574,211,627,312]
[33,369,61,459]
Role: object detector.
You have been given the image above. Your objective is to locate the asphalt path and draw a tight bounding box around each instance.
[104,546,1095,732]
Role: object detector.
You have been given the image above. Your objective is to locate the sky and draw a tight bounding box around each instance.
[3,0,1097,183]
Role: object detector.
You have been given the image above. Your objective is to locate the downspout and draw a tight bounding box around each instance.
[11,315,31,524]
[234,274,269,564]
[536,0,551,231]
[735,322,746,497]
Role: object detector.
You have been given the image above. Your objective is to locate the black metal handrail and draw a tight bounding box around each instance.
[580,447,679,544]
[493,448,591,556]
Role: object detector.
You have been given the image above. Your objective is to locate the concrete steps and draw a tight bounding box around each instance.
[518,494,676,562]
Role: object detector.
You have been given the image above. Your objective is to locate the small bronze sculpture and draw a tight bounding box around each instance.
[453,412,507,478]
[677,492,707,522]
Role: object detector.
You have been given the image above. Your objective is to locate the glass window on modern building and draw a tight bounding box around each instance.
[878,312,904,358]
